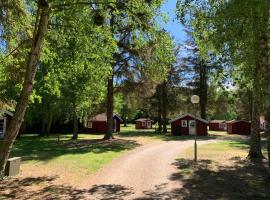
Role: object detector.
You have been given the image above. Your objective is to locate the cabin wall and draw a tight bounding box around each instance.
[85,118,121,133]
[209,123,225,131]
[135,121,152,129]
[227,122,251,135]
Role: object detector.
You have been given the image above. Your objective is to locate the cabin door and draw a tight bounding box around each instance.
[147,121,151,128]
[189,120,196,135]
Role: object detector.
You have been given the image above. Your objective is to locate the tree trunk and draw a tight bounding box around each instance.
[199,60,207,119]
[44,111,53,136]
[265,109,270,171]
[0,1,49,178]
[161,81,167,134]
[248,90,264,159]
[104,76,114,140]
[124,116,127,127]
[157,85,162,132]
[72,110,78,140]
[41,106,52,137]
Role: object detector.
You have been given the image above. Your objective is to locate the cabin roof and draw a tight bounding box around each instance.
[0,110,14,117]
[169,113,208,124]
[88,112,123,122]
[227,120,251,124]
[135,118,153,122]
[210,120,226,123]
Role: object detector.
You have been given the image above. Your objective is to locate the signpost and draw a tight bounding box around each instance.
[191,95,200,162]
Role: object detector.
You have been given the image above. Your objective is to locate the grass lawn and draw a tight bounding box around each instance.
[0,125,255,187]
[0,125,268,199]
[0,133,139,187]
[174,140,270,199]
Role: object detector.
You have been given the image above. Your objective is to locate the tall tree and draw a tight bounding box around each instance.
[0,0,49,178]
[177,0,269,159]
[102,0,175,139]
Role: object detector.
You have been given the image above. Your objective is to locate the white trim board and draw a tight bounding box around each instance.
[169,113,208,124]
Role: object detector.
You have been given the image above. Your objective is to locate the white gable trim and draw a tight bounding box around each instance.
[169,113,208,124]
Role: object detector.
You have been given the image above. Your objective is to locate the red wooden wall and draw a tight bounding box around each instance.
[171,116,208,136]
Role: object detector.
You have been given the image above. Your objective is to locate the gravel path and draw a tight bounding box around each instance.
[87,139,218,199]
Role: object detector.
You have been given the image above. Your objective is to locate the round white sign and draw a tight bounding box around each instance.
[191,95,200,104]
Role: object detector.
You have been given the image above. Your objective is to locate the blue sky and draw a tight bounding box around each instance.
[160,0,187,43]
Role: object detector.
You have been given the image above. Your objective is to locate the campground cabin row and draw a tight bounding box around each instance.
[0,110,13,139]
[169,114,251,136]
[85,113,123,133]
[209,119,251,135]
[170,114,208,136]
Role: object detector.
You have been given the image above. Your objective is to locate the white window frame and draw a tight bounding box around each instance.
[147,121,151,127]
[0,118,6,137]
[142,121,146,126]
[181,120,187,127]
[87,121,93,128]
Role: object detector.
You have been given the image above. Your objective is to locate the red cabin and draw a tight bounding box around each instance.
[170,114,208,136]
[135,118,153,129]
[0,110,13,139]
[85,113,123,133]
[226,120,251,135]
[209,120,227,131]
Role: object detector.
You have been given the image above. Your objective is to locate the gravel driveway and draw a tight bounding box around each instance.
[87,139,218,199]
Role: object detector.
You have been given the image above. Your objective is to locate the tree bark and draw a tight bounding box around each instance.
[199,60,207,119]
[44,112,52,136]
[72,109,78,140]
[265,109,270,171]
[0,0,49,178]
[104,76,114,140]
[157,85,162,132]
[40,104,52,137]
[124,116,127,127]
[248,90,264,159]
[161,81,167,134]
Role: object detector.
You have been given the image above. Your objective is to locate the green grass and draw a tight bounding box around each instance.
[0,133,139,184]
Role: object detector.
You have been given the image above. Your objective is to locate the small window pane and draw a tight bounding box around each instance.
[87,122,93,128]
[181,120,187,127]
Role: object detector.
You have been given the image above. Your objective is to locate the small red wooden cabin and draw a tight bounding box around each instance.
[226,120,251,135]
[0,110,13,139]
[209,120,227,131]
[170,114,208,136]
[85,113,123,133]
[135,118,153,129]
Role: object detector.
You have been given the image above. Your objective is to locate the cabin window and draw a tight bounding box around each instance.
[142,121,146,126]
[181,120,187,127]
[0,118,5,136]
[87,121,93,128]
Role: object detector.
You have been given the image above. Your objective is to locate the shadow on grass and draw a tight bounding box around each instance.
[134,158,270,200]
[0,176,134,200]
[9,136,139,162]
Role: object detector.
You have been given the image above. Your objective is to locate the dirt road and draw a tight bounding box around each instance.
[87,139,218,199]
